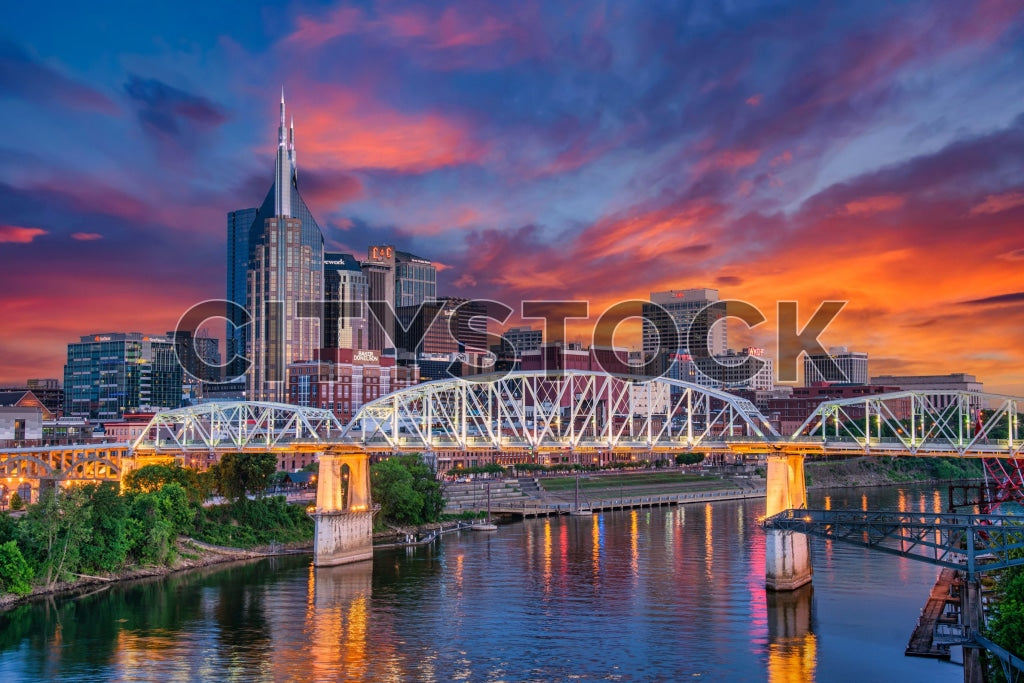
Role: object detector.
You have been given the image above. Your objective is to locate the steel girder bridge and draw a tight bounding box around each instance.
[763,508,1024,579]
[131,401,347,453]
[763,508,1024,681]
[340,371,777,455]
[6,375,1024,499]
[794,390,1024,457]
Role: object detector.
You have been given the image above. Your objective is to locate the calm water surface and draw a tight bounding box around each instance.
[0,485,963,682]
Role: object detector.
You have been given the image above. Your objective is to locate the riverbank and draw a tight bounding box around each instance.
[0,536,311,613]
[0,456,986,611]
[804,455,984,489]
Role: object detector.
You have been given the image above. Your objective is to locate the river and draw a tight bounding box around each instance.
[0,484,964,682]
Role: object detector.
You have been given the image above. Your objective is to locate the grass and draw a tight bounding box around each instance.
[540,472,719,492]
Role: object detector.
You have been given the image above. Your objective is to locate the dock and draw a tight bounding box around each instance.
[905,567,959,659]
[491,488,767,518]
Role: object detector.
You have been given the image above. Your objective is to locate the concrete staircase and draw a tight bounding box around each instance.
[442,479,528,513]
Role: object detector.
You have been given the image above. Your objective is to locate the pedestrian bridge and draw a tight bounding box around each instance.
[3,370,1022,591]
[4,372,1022,490]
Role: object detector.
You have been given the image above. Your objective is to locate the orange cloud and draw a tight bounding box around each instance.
[576,200,721,262]
[0,225,47,244]
[970,190,1024,215]
[840,193,906,216]
[288,87,483,173]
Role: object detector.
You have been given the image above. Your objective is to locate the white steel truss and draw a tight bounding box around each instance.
[132,401,346,452]
[794,391,1024,456]
[343,371,779,452]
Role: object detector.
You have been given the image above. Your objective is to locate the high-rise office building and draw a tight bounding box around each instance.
[324,252,368,351]
[804,346,868,385]
[63,333,182,419]
[638,288,729,378]
[226,207,257,372]
[230,91,324,401]
[396,250,436,308]
[362,245,437,351]
[362,245,397,352]
[503,326,543,357]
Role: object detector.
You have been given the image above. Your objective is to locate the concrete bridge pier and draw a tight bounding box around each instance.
[765,453,812,591]
[313,446,374,567]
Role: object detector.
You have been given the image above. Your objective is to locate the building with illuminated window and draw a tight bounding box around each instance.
[362,245,437,352]
[233,92,324,401]
[694,348,775,391]
[642,288,727,358]
[804,346,868,385]
[288,349,418,423]
[502,325,543,357]
[324,252,368,351]
[63,333,182,419]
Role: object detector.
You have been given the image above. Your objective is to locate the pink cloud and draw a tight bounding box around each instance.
[284,5,363,47]
[286,85,485,173]
[694,148,761,175]
[840,193,906,216]
[71,232,103,241]
[0,225,47,244]
[745,94,762,106]
[970,191,1024,215]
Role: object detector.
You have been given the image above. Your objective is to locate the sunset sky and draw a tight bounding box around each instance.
[1,1,1023,393]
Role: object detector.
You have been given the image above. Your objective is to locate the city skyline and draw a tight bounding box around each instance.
[1,2,1024,392]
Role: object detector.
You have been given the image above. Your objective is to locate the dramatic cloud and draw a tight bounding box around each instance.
[1,0,1024,394]
[0,225,47,244]
[960,292,1024,306]
[970,191,1024,215]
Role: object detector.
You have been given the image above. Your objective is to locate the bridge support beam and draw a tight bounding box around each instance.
[765,454,812,591]
[313,447,373,567]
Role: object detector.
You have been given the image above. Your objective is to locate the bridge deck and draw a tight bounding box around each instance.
[905,567,958,660]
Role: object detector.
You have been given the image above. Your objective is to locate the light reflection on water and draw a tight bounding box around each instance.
[0,485,962,682]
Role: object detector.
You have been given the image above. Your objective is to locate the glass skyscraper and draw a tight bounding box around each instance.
[63,333,182,418]
[324,252,369,351]
[227,91,324,400]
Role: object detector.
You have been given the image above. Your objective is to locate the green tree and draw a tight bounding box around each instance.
[123,463,210,505]
[0,512,17,545]
[988,565,1024,666]
[371,455,443,526]
[0,541,33,595]
[19,487,93,587]
[209,453,277,504]
[675,453,706,466]
[127,482,192,566]
[79,482,133,573]
[9,492,23,511]
[372,458,423,525]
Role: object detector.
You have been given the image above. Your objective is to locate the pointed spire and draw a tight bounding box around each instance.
[278,87,287,147]
[275,89,291,217]
[288,114,297,184]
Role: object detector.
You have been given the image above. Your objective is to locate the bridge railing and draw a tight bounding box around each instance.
[764,507,1024,576]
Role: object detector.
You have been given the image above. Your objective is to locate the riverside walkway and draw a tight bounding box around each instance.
[486,486,767,517]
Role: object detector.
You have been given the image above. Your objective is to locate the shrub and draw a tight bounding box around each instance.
[0,541,33,595]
